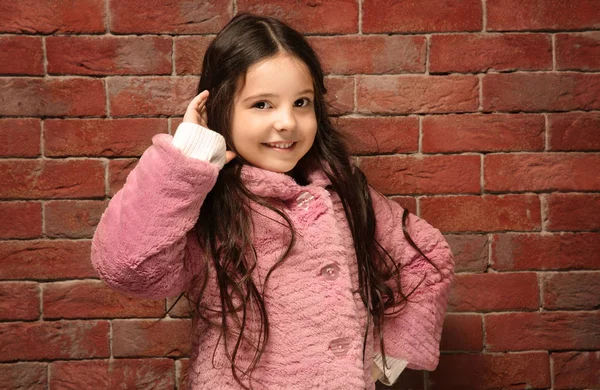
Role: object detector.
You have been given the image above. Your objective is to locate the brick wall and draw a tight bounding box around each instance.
[1,0,598,389]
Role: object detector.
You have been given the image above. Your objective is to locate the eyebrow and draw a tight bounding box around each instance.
[242,89,315,102]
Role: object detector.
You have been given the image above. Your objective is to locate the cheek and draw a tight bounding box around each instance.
[303,114,318,137]
[231,114,264,150]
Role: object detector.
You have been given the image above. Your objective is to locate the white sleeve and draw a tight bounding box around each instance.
[373,352,409,386]
[172,122,227,168]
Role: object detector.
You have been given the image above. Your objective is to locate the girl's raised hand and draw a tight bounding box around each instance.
[183,90,237,164]
[183,90,210,127]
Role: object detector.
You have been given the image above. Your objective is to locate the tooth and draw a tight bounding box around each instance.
[269,142,293,148]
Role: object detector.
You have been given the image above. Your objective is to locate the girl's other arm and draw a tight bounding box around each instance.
[370,188,455,384]
[91,122,227,300]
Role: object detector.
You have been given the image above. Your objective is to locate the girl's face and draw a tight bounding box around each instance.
[230,54,317,174]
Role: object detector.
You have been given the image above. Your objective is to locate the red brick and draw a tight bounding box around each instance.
[389,196,417,215]
[487,0,600,31]
[45,200,108,239]
[547,193,600,231]
[109,159,139,196]
[483,73,600,112]
[44,280,165,319]
[309,35,426,75]
[50,359,174,389]
[178,359,189,390]
[421,195,541,233]
[112,319,192,358]
[440,314,482,351]
[430,352,550,389]
[0,202,42,239]
[430,33,552,73]
[0,78,106,117]
[171,117,185,133]
[0,119,40,157]
[486,312,600,351]
[108,77,197,117]
[363,0,482,33]
[357,75,479,114]
[0,240,96,280]
[238,0,358,34]
[556,32,600,71]
[166,294,193,318]
[47,36,172,76]
[359,155,480,195]
[0,159,104,199]
[485,153,600,192]
[0,362,47,390]
[448,273,539,312]
[110,0,231,34]
[0,282,39,321]
[443,234,488,273]
[0,0,105,33]
[542,272,600,310]
[549,112,600,151]
[552,351,600,389]
[422,114,544,153]
[492,233,600,271]
[0,36,43,75]
[44,118,168,157]
[325,76,354,115]
[333,116,418,155]
[0,320,109,361]
[175,36,215,75]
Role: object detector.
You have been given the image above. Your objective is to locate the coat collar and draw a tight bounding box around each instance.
[240,163,332,200]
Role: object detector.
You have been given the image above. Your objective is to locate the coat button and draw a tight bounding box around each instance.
[320,263,340,280]
[296,191,314,210]
[329,337,350,357]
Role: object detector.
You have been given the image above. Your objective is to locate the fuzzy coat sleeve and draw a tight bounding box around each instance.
[91,131,222,299]
[370,189,455,372]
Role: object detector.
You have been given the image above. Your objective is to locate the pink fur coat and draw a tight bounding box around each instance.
[91,132,455,389]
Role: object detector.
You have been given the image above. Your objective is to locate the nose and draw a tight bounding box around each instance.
[273,107,296,132]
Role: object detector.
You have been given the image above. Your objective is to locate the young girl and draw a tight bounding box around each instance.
[91,13,454,390]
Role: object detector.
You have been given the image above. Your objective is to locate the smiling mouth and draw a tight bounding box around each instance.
[263,142,296,149]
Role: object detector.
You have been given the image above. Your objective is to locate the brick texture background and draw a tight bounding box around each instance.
[1,0,599,389]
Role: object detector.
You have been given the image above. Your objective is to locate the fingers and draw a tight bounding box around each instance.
[200,105,208,127]
[196,91,209,127]
[193,89,209,102]
[191,90,209,111]
[183,90,209,126]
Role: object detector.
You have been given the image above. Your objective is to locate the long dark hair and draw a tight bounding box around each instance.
[169,13,442,389]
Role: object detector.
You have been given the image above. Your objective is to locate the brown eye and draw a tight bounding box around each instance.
[294,98,311,107]
[252,101,271,109]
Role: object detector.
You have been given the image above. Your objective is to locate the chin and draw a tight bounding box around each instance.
[273,165,298,174]
[260,162,299,174]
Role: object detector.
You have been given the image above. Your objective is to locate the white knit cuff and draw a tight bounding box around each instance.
[374,352,409,386]
[172,122,227,169]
